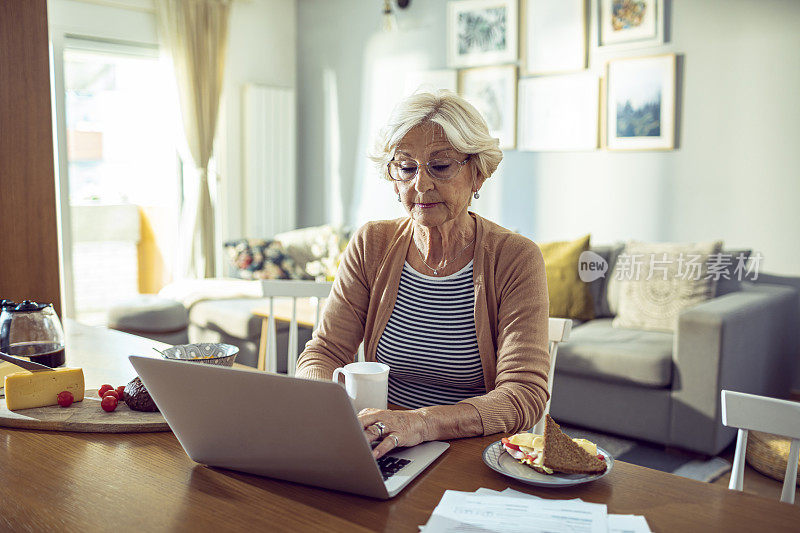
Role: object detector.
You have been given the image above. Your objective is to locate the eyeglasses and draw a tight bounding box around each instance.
[387,155,470,182]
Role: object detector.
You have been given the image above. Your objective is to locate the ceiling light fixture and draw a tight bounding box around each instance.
[382,0,396,32]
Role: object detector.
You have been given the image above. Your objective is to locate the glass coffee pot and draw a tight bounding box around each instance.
[0,300,66,368]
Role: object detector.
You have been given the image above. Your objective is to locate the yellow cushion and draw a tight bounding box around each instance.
[538,234,595,321]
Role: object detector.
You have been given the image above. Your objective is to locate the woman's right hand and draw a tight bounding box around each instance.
[358,408,428,459]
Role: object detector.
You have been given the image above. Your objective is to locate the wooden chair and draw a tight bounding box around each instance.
[258,280,333,375]
[721,389,800,504]
[531,317,573,435]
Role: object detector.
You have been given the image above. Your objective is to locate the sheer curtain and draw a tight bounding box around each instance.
[157,0,231,278]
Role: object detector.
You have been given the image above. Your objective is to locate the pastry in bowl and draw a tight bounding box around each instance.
[501,415,607,475]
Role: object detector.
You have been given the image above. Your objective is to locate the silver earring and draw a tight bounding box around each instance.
[473,191,480,199]
[397,194,401,202]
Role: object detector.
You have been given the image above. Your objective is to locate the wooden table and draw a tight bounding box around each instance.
[2,323,799,531]
[59,319,170,387]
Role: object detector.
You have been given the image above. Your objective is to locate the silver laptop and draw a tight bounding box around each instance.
[129,356,449,499]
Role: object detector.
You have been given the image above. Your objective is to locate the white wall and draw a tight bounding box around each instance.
[530,0,800,276]
[297,0,800,277]
[216,0,296,254]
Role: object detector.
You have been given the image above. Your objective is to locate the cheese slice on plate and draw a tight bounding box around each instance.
[572,438,598,456]
[508,433,540,448]
[4,368,85,411]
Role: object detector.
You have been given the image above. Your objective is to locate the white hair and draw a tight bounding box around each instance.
[370,90,503,182]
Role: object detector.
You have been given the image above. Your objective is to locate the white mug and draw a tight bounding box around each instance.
[332,362,390,413]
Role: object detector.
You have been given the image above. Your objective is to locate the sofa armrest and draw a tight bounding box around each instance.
[669,283,799,455]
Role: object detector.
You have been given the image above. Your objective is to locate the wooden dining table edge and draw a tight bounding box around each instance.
[2,424,800,531]
[5,322,796,531]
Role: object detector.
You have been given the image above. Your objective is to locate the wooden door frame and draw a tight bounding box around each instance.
[0,0,62,314]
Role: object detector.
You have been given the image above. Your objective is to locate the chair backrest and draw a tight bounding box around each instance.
[721,389,800,504]
[531,317,573,435]
[259,280,333,375]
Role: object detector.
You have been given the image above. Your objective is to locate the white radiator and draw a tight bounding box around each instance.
[243,84,296,237]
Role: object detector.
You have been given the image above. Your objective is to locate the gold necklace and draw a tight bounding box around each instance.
[415,236,475,276]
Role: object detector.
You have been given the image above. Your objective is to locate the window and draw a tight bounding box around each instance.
[63,39,181,324]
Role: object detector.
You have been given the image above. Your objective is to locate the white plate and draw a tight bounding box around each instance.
[482,440,614,487]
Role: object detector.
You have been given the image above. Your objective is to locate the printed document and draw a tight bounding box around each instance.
[421,490,608,533]
[421,489,651,533]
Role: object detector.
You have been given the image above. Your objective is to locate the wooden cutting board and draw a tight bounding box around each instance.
[0,388,170,433]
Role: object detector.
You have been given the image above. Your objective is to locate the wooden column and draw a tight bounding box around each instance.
[0,0,62,313]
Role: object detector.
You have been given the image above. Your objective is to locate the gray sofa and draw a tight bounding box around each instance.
[172,242,799,457]
[550,246,799,456]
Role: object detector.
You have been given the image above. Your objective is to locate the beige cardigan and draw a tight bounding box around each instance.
[296,213,551,435]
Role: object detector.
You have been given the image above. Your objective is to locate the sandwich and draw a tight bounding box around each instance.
[500,415,607,475]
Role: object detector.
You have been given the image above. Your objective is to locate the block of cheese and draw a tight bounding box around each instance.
[0,361,25,392]
[4,368,85,411]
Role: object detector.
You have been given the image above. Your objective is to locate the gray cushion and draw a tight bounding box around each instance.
[108,295,188,333]
[556,318,674,388]
[588,244,624,318]
[189,298,270,340]
[715,249,751,296]
[570,319,586,329]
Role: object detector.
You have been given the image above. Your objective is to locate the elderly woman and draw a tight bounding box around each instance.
[296,90,550,459]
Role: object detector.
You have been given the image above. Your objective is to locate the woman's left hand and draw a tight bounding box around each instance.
[358,408,427,459]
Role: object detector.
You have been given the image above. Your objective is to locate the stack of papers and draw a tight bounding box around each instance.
[419,488,651,533]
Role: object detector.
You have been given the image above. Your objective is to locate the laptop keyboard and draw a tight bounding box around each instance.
[377,456,412,481]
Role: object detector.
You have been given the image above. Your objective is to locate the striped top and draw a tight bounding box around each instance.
[375,260,485,409]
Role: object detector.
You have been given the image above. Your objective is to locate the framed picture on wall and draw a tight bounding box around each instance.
[447,0,518,68]
[606,54,675,151]
[598,0,664,48]
[521,0,587,75]
[518,72,600,152]
[459,65,517,149]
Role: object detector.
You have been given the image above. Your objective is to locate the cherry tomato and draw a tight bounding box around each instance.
[101,395,118,412]
[57,391,74,407]
[98,384,114,397]
[115,385,125,398]
[102,390,120,401]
